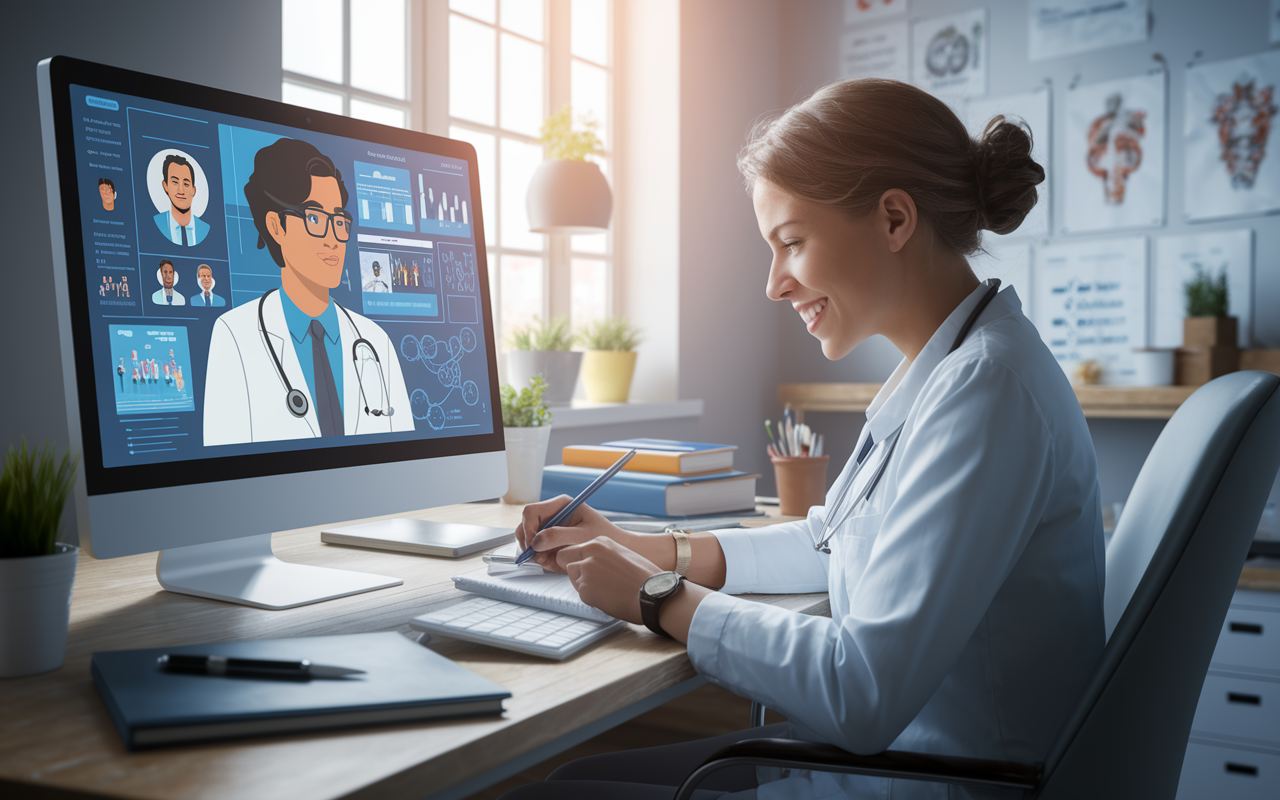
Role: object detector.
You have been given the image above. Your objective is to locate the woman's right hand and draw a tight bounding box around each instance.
[514,497,672,574]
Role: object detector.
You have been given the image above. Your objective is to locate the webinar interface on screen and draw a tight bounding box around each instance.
[71,85,494,468]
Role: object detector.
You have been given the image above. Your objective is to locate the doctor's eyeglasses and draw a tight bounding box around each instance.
[264,191,354,242]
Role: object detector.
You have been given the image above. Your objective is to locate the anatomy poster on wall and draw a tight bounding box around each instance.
[1184,51,1280,222]
[841,23,909,82]
[965,87,1052,239]
[1027,0,1149,62]
[845,0,906,25]
[912,8,987,98]
[1062,72,1165,234]
[1152,230,1254,349]
[970,240,1033,319]
[1032,237,1148,385]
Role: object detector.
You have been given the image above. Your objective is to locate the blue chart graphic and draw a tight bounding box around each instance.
[438,244,478,293]
[401,326,481,430]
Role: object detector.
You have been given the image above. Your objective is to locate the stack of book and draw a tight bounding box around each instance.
[541,438,759,517]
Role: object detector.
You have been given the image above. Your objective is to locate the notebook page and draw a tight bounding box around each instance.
[452,568,614,623]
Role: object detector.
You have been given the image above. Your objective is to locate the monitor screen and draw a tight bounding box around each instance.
[42,58,503,500]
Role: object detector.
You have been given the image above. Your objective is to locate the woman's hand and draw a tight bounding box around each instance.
[514,497,672,573]
[554,536,663,624]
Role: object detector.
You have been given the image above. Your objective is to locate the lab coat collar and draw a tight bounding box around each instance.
[279,290,340,347]
[864,282,1021,443]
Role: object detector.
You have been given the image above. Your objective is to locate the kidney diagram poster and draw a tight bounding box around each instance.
[965,87,1052,240]
[1151,230,1254,349]
[912,8,987,99]
[1185,50,1280,222]
[1032,237,1148,385]
[1062,72,1166,234]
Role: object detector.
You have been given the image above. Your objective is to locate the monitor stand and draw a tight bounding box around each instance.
[156,533,402,610]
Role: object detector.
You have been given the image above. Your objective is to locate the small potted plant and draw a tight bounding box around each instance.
[501,375,553,505]
[0,439,80,677]
[505,316,582,406]
[577,316,644,403]
[526,105,612,232]
[1178,264,1238,385]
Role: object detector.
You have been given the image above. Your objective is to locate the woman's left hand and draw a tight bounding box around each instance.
[555,536,662,625]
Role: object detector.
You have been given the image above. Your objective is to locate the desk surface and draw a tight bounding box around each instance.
[0,503,823,800]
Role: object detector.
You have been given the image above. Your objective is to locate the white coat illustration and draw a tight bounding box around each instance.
[203,290,415,445]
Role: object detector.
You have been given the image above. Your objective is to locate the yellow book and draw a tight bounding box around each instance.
[562,439,736,476]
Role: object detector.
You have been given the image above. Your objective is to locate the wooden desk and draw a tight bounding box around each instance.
[0,503,823,800]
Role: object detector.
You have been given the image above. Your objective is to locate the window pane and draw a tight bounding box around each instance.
[501,0,543,40]
[501,254,544,341]
[571,0,609,66]
[351,0,406,100]
[451,0,495,23]
[572,232,608,254]
[571,258,608,328]
[450,126,497,246]
[571,60,609,147]
[500,33,544,137]
[450,14,497,126]
[350,97,407,128]
[282,82,345,114]
[500,137,546,250]
[282,0,343,83]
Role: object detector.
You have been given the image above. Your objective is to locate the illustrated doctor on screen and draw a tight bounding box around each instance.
[203,137,414,445]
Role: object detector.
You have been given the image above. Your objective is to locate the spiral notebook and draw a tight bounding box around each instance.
[451,568,614,623]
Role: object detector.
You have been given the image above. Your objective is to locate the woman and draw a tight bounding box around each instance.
[502,79,1105,799]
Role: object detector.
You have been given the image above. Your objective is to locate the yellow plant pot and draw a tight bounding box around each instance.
[581,350,637,403]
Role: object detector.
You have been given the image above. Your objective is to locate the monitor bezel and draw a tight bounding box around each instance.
[42,55,505,498]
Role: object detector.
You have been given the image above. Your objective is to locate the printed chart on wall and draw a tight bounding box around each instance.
[844,0,907,25]
[1151,230,1254,349]
[964,87,1052,240]
[840,23,909,82]
[1185,51,1280,222]
[1062,72,1166,234]
[1033,237,1148,385]
[969,239,1033,321]
[912,8,987,99]
[1027,0,1149,62]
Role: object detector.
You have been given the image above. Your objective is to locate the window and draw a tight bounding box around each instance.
[283,0,614,349]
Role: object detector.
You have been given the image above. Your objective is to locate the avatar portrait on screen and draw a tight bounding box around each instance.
[98,177,116,211]
[151,259,185,306]
[203,137,414,445]
[151,152,210,246]
[190,264,225,307]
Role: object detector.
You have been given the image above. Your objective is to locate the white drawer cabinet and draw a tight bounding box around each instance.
[1178,589,1280,799]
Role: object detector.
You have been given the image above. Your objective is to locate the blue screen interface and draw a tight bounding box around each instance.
[71,85,494,468]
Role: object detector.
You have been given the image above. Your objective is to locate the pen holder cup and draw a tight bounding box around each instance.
[771,455,830,518]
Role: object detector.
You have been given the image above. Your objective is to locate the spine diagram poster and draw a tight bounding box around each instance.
[1152,230,1253,349]
[841,23,909,82]
[912,8,987,99]
[1184,50,1280,222]
[969,239,1033,320]
[1032,237,1148,385]
[1062,72,1166,234]
[845,0,906,25]
[964,87,1052,240]
[1028,0,1149,62]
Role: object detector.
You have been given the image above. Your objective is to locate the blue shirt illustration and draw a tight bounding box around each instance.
[152,154,208,246]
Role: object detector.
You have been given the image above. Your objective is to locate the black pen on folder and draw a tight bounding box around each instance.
[157,654,365,680]
[514,448,637,565]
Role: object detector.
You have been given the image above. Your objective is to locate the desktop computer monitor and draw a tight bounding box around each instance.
[37,56,507,609]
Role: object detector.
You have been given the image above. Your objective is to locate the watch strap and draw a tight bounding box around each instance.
[639,572,684,638]
[671,530,692,576]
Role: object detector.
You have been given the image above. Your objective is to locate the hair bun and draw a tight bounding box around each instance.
[971,116,1045,236]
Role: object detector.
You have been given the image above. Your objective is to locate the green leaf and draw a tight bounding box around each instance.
[537,105,604,162]
[1183,262,1229,318]
[0,438,80,558]
[500,375,553,428]
[505,315,576,351]
[576,316,643,351]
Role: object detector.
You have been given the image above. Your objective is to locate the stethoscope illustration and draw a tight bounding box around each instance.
[811,279,1001,554]
[258,288,395,422]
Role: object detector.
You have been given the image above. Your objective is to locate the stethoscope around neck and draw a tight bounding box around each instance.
[257,288,395,421]
[811,279,1001,554]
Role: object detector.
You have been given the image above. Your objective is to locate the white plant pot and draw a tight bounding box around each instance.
[503,426,553,505]
[0,543,79,678]
[505,351,583,405]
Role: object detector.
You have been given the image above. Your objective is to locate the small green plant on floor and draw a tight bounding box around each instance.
[0,439,80,558]
[1184,263,1229,318]
[577,316,644,352]
[508,316,576,351]
[501,375,552,428]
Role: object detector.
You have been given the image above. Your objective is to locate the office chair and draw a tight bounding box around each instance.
[675,370,1280,800]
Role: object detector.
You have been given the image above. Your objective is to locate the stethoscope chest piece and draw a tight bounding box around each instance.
[286,388,309,418]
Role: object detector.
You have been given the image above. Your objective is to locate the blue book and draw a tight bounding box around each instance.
[541,465,759,517]
[91,632,510,749]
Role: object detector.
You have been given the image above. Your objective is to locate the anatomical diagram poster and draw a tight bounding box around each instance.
[1184,50,1280,222]
[965,86,1052,239]
[1062,71,1166,234]
[912,8,987,99]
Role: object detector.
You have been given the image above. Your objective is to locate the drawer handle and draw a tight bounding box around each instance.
[1225,762,1259,777]
[1227,692,1262,706]
[1229,622,1264,635]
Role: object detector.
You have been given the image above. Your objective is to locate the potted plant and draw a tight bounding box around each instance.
[526,105,613,233]
[0,439,80,677]
[501,375,553,505]
[505,316,582,406]
[578,316,644,403]
[1177,264,1238,385]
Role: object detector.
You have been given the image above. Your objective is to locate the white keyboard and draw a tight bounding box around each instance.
[410,596,625,660]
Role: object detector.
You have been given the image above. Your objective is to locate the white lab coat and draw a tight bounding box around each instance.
[688,286,1106,800]
[203,291,416,445]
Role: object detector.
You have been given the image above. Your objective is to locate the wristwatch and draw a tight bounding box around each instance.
[670,529,692,576]
[639,571,685,638]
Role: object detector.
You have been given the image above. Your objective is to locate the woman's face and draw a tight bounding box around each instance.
[753,180,902,361]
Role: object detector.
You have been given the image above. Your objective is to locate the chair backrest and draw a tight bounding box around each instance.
[1035,370,1280,800]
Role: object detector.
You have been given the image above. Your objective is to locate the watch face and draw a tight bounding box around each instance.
[644,571,681,597]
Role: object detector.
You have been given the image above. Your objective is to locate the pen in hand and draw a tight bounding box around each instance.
[514,448,637,565]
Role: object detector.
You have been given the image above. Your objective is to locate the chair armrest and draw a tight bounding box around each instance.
[673,738,1041,800]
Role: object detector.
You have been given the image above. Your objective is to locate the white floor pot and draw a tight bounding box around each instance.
[505,351,583,405]
[503,426,553,505]
[0,543,79,678]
